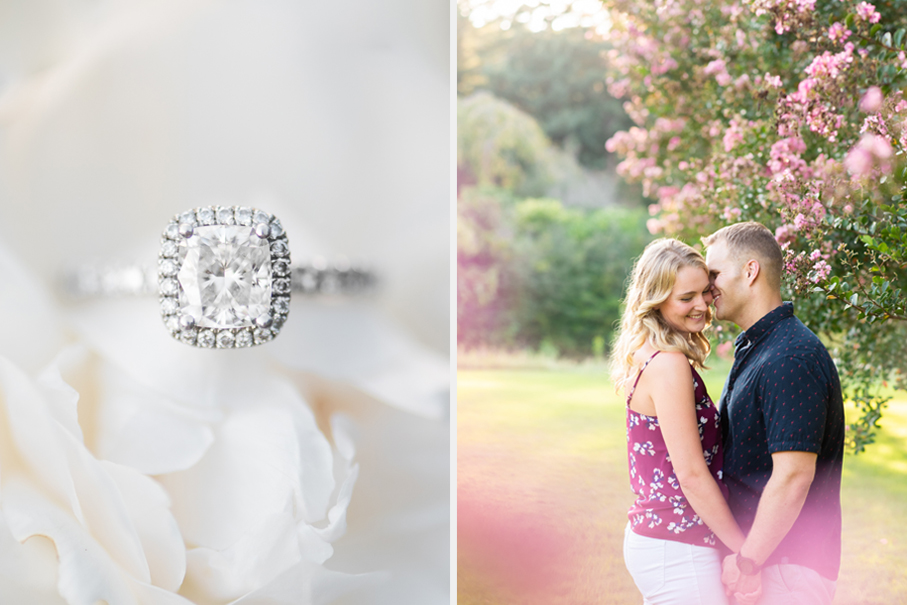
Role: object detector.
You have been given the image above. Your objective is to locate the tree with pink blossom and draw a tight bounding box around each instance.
[602,0,907,451]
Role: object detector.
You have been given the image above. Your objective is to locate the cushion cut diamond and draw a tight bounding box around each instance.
[177,225,272,328]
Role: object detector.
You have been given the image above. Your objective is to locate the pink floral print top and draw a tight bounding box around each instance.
[625,351,728,547]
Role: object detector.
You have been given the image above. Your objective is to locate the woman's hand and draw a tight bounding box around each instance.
[722,554,762,605]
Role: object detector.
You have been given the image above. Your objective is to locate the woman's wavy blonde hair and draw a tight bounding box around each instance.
[610,238,712,392]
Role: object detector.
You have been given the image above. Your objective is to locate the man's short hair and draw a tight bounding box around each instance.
[702,222,783,290]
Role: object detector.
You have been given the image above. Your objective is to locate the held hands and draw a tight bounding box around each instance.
[721,554,762,605]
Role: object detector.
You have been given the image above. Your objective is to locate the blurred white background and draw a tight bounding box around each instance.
[0,0,449,355]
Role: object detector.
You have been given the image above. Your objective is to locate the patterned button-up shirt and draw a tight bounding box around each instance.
[719,302,845,580]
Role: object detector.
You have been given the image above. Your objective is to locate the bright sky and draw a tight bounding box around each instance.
[459,0,612,35]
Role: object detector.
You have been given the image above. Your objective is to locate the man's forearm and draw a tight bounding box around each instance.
[738,456,815,564]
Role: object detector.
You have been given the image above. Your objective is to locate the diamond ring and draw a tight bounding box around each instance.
[64,206,376,348]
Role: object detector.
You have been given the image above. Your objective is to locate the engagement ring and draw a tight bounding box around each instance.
[64,206,377,348]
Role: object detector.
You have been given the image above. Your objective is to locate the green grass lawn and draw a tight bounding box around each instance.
[457,358,907,604]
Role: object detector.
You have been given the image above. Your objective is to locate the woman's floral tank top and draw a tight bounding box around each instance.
[625,351,727,547]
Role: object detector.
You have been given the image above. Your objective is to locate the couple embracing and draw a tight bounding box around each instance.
[613,222,844,605]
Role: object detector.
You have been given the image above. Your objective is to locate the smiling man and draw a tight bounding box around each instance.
[703,222,845,605]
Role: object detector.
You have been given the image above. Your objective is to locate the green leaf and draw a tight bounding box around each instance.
[870,24,883,37]
[883,32,893,47]
[846,14,855,29]
[850,293,859,306]
[895,28,906,47]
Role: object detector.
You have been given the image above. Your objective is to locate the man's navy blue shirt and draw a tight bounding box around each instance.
[719,302,844,580]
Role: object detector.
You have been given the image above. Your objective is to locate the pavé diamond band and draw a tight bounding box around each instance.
[63,206,377,348]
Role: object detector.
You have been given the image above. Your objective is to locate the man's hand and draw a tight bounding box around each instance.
[721,554,740,595]
[722,553,762,604]
[732,570,762,605]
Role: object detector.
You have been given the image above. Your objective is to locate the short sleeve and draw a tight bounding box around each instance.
[760,355,828,454]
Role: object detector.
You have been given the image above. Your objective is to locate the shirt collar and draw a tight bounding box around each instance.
[735,302,793,353]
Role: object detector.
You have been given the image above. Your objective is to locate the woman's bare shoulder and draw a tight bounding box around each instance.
[646,351,694,393]
[641,350,693,382]
[632,345,688,368]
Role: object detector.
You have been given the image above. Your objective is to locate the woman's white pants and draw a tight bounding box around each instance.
[623,524,729,605]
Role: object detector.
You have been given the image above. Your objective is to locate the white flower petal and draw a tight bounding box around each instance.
[183,512,301,604]
[228,561,383,605]
[0,512,67,604]
[67,298,274,411]
[331,413,357,463]
[0,240,64,374]
[158,379,334,549]
[93,360,217,475]
[127,577,197,605]
[0,356,84,524]
[3,478,139,605]
[295,524,334,565]
[101,461,186,592]
[63,438,152,583]
[35,346,86,443]
[312,415,360,545]
[269,306,449,418]
[323,392,450,605]
[1,356,161,584]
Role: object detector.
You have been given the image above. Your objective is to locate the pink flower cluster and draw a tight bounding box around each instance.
[782,241,835,286]
[855,1,881,23]
[811,260,832,282]
[764,73,783,88]
[600,0,905,284]
[859,87,884,113]
[605,23,685,98]
[844,133,893,178]
[806,106,846,141]
[651,181,708,234]
[747,0,817,34]
[775,223,796,245]
[704,59,733,87]
[723,120,745,152]
[827,22,852,43]
[768,137,808,175]
[804,45,854,80]
[783,245,809,277]
[796,200,828,232]
[777,44,855,141]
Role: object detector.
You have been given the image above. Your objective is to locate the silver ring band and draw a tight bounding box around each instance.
[62,259,377,299]
[61,205,378,348]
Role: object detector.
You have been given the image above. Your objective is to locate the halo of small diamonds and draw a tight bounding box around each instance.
[159,206,291,348]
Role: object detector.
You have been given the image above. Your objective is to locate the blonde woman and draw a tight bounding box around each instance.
[612,238,752,605]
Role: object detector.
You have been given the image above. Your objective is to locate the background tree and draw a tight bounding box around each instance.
[480,26,633,169]
[601,0,907,451]
[457,188,519,349]
[510,199,651,356]
[456,2,652,359]
[457,92,560,198]
[457,10,487,96]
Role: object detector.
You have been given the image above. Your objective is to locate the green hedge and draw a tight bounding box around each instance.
[457,188,652,357]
